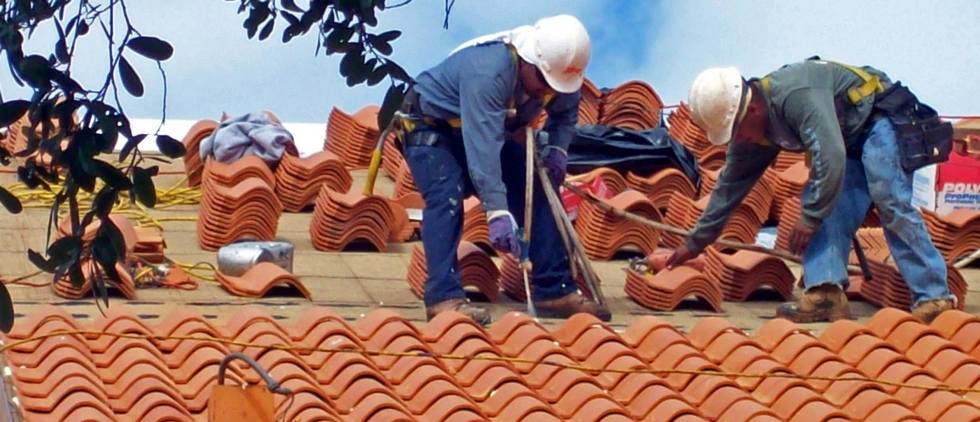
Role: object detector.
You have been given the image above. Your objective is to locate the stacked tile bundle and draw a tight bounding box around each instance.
[661,187,771,249]
[53,259,136,300]
[462,197,492,251]
[667,103,727,161]
[921,208,980,263]
[180,119,219,187]
[567,167,629,195]
[198,156,282,251]
[323,105,383,169]
[309,187,398,252]
[625,167,697,212]
[406,242,500,302]
[702,248,794,301]
[578,78,602,125]
[391,159,419,200]
[697,148,728,172]
[215,262,311,299]
[6,305,980,421]
[770,161,808,223]
[132,225,167,264]
[624,266,724,312]
[390,191,423,243]
[847,254,968,310]
[598,80,664,130]
[498,252,595,302]
[274,150,353,212]
[770,151,808,172]
[574,189,663,260]
[954,134,980,159]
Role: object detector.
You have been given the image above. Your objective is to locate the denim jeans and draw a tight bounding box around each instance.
[802,118,953,308]
[403,128,577,306]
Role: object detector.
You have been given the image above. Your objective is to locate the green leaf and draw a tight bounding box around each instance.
[93,160,132,190]
[50,70,83,94]
[282,0,304,13]
[0,100,30,127]
[18,55,51,89]
[92,187,117,216]
[99,216,127,257]
[119,134,147,162]
[77,20,89,36]
[0,186,23,214]
[366,60,385,86]
[370,38,392,55]
[132,166,157,208]
[259,18,275,41]
[382,61,412,83]
[0,282,14,333]
[155,135,185,158]
[126,36,174,61]
[117,56,144,97]
[28,249,55,272]
[378,83,407,132]
[375,30,401,43]
[47,235,81,268]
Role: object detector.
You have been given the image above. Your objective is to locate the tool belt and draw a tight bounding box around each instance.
[871,82,953,172]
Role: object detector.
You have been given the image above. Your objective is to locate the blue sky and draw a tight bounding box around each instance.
[2,1,978,123]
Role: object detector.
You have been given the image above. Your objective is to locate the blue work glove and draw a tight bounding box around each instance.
[541,145,568,188]
[487,210,521,258]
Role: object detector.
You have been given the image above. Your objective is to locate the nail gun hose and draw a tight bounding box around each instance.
[217,352,292,395]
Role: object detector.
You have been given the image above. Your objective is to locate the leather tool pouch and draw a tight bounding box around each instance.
[873,82,953,172]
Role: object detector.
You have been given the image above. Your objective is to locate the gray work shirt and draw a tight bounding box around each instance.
[687,60,891,252]
[413,42,580,212]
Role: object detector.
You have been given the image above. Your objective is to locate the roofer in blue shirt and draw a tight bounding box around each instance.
[401,15,608,325]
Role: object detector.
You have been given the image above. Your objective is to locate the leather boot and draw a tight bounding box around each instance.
[776,283,850,323]
[426,298,491,326]
[535,292,611,321]
[911,298,954,323]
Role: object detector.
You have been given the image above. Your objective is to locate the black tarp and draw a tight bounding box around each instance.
[567,124,701,189]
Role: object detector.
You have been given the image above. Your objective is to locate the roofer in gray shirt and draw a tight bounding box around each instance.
[667,58,956,323]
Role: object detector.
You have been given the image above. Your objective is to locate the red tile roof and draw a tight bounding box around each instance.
[8,306,976,420]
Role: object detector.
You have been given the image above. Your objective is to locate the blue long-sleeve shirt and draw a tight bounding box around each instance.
[413,42,580,212]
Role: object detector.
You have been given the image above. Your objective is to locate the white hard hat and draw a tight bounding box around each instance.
[688,67,745,146]
[526,15,591,94]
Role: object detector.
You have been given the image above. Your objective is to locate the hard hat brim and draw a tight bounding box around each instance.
[706,119,735,146]
[540,69,584,94]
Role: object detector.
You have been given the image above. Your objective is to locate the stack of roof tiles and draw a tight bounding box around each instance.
[498,254,595,302]
[273,150,353,212]
[702,248,794,301]
[626,167,697,212]
[215,262,311,299]
[771,151,808,172]
[574,189,663,260]
[392,159,420,200]
[625,266,724,312]
[921,208,980,264]
[5,305,980,421]
[578,79,602,125]
[598,80,664,130]
[462,197,492,251]
[309,187,399,252]
[667,103,727,161]
[770,161,808,223]
[324,105,383,169]
[133,225,167,264]
[567,167,629,196]
[198,156,282,251]
[661,186,772,249]
[406,242,500,302]
[847,256,968,311]
[180,119,218,187]
[53,215,140,298]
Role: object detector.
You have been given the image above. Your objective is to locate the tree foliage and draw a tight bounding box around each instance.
[0,0,451,333]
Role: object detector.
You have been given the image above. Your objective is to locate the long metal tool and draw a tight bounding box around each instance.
[538,163,609,312]
[562,180,867,273]
[521,127,537,318]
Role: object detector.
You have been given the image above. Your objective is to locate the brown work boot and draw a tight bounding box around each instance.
[776,283,851,323]
[535,292,611,321]
[426,298,491,326]
[911,298,954,323]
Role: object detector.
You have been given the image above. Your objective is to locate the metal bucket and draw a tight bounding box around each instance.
[217,241,294,277]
